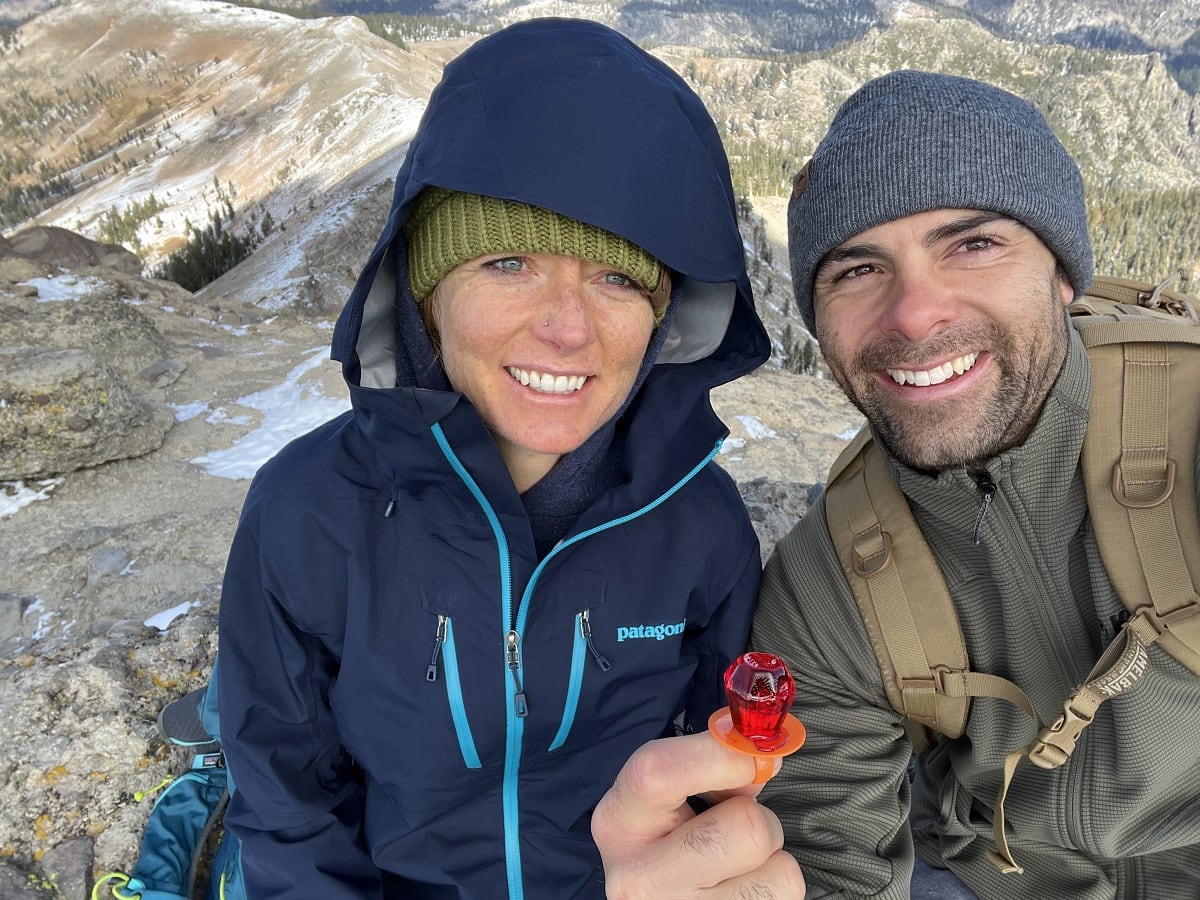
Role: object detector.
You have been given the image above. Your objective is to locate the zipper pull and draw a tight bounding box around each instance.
[580,609,611,672]
[427,615,447,682]
[384,483,401,518]
[972,474,996,545]
[505,630,528,718]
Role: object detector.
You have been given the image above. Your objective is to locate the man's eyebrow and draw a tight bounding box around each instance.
[922,212,1013,247]
[815,213,1021,279]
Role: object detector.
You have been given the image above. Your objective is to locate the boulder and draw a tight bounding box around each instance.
[0,294,174,381]
[0,292,178,480]
[738,477,821,563]
[0,226,142,277]
[0,347,173,480]
[0,257,47,285]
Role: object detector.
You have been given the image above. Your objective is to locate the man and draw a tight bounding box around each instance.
[592,70,1200,899]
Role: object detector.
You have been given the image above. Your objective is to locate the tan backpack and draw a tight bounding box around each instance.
[822,275,1200,874]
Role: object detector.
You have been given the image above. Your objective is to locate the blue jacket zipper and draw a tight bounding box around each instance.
[431,425,724,899]
[530,439,724,753]
[431,424,526,899]
[437,616,482,769]
[549,608,610,752]
[427,614,447,683]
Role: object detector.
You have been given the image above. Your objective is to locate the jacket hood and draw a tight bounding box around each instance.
[331,17,768,395]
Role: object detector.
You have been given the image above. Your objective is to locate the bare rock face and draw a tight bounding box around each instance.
[0,606,221,900]
[0,226,143,277]
[0,291,174,379]
[738,477,823,564]
[0,347,174,480]
[0,293,177,480]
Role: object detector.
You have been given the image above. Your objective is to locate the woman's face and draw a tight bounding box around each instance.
[429,251,657,491]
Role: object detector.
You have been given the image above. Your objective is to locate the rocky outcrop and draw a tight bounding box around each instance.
[0,229,198,479]
[0,293,176,480]
[0,602,220,900]
[739,476,822,563]
[0,227,143,277]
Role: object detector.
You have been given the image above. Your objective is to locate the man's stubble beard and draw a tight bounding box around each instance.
[819,278,1070,474]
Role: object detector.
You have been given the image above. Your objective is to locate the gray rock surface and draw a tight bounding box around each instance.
[0,345,174,480]
[0,265,187,480]
[0,227,142,277]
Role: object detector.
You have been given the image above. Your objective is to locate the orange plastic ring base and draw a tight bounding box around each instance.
[707,707,807,783]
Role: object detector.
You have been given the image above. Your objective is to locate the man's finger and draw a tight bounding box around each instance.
[598,796,803,899]
[593,732,770,843]
[704,849,807,899]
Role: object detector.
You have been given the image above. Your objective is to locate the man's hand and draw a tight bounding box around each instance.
[593,732,806,899]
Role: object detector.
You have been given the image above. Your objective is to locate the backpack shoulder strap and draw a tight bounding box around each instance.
[824,430,1037,742]
[821,274,1200,875]
[1072,275,1200,673]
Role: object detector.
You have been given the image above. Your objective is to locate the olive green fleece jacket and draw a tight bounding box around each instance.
[753,330,1200,899]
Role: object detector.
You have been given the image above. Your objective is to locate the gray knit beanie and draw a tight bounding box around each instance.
[788,70,1094,334]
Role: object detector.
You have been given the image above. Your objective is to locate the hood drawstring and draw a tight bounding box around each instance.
[972,474,997,545]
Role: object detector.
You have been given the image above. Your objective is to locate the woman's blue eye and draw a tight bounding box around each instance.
[495,257,525,272]
[604,272,632,287]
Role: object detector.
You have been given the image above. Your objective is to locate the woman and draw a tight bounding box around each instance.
[215,17,770,899]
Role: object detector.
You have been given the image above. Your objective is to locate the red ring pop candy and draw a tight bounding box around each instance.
[708,651,806,783]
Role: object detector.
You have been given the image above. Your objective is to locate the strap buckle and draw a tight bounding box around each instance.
[1027,700,1094,770]
[852,526,892,576]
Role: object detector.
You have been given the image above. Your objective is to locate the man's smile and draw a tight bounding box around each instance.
[885,352,979,387]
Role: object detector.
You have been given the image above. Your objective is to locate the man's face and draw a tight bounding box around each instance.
[813,209,1074,472]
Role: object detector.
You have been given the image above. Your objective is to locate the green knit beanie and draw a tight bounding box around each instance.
[404,188,670,319]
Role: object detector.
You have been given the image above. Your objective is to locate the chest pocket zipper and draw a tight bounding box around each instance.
[549,609,611,751]
[427,614,481,768]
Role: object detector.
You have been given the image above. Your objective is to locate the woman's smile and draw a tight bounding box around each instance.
[505,366,590,394]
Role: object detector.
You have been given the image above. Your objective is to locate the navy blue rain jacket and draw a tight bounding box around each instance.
[217,18,771,900]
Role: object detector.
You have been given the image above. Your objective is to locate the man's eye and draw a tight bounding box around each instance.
[489,257,525,273]
[841,263,877,280]
[960,236,995,252]
[603,272,633,287]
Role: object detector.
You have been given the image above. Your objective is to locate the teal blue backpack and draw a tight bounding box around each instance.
[94,666,244,900]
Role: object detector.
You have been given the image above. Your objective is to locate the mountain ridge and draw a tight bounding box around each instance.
[1,0,445,255]
[1,0,1196,322]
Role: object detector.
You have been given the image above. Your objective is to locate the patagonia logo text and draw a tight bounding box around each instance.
[616,620,686,642]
